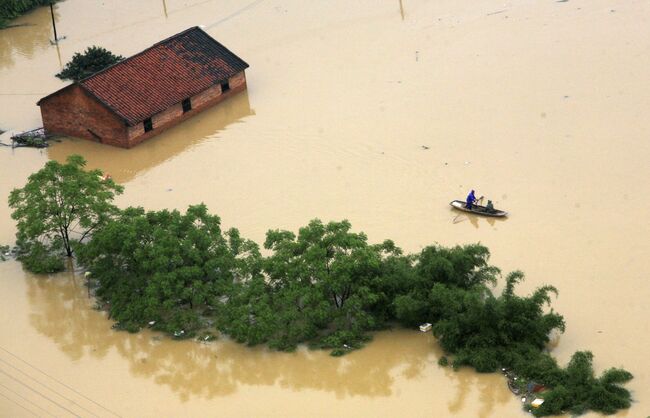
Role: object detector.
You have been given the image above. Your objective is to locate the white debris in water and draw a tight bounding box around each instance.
[531,398,544,408]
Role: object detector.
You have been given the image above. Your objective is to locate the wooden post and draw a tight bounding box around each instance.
[50,2,58,43]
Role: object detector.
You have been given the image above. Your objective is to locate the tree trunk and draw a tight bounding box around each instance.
[63,227,72,257]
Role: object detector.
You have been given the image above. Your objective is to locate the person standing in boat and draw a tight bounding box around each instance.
[466,190,478,209]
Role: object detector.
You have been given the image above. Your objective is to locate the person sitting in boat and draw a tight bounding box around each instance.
[485,200,495,213]
[466,190,477,209]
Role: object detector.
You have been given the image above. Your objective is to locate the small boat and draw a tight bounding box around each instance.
[450,200,508,217]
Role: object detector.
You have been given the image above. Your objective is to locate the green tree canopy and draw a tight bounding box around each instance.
[9,155,122,273]
[532,351,633,416]
[77,204,261,334]
[425,271,566,372]
[56,46,124,82]
[219,219,402,353]
[392,243,499,327]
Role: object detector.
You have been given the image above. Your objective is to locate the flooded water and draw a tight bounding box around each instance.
[1,0,649,416]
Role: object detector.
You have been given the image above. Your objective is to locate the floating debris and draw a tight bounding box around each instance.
[10,128,58,148]
[0,245,12,262]
[503,368,547,413]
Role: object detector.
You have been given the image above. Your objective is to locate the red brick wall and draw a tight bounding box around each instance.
[229,72,246,89]
[191,85,221,108]
[126,71,248,148]
[39,85,129,147]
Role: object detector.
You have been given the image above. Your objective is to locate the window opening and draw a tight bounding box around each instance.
[143,118,153,132]
[220,81,230,93]
[182,98,192,113]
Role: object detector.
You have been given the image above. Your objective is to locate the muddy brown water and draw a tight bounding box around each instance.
[1,0,649,416]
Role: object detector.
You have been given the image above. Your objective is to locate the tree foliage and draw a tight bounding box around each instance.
[56,46,124,82]
[219,219,401,352]
[393,244,499,327]
[423,271,565,372]
[0,0,57,29]
[8,155,123,273]
[532,351,633,416]
[77,205,261,335]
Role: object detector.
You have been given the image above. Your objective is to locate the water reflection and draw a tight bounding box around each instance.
[0,7,54,69]
[451,211,507,229]
[46,91,255,183]
[445,367,511,418]
[26,271,433,401]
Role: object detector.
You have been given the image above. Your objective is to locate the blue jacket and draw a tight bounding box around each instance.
[466,191,476,206]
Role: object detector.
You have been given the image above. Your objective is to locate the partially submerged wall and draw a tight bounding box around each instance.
[39,85,129,147]
[126,71,248,148]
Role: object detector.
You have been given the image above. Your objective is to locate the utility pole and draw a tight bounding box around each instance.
[50,1,58,43]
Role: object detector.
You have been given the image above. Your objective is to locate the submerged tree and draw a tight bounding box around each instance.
[219,219,402,354]
[8,154,123,273]
[427,271,566,372]
[392,243,499,327]
[77,204,261,334]
[56,46,124,81]
[532,351,633,416]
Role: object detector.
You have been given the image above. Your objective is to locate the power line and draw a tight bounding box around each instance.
[205,0,264,29]
[0,390,39,417]
[0,345,122,417]
[0,381,56,417]
[0,368,81,417]
[0,357,99,417]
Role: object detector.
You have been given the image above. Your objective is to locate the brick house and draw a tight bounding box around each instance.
[37,27,249,148]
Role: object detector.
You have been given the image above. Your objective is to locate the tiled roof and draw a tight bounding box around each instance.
[77,27,248,126]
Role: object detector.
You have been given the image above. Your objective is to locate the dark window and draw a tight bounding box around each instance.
[143,118,153,132]
[182,98,192,113]
[220,81,230,93]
